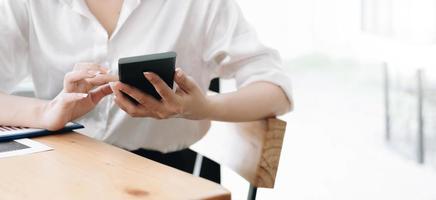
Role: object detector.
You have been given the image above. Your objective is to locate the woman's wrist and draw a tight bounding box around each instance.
[203,95,224,121]
[36,99,52,130]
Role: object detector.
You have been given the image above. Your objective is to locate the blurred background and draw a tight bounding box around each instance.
[219,0,436,199]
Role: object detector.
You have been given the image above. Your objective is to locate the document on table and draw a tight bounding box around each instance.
[0,123,83,142]
[0,125,46,137]
[0,138,53,159]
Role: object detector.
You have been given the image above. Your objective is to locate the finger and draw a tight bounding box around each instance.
[64,71,98,92]
[64,70,97,83]
[58,93,89,107]
[109,82,116,92]
[113,89,142,116]
[99,66,110,74]
[86,74,119,86]
[175,86,186,96]
[174,68,196,93]
[115,82,161,107]
[90,84,113,104]
[143,72,177,103]
[112,85,173,119]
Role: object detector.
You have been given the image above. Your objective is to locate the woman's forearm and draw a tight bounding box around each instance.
[206,82,292,122]
[0,92,48,128]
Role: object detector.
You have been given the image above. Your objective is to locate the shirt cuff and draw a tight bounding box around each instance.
[234,58,294,112]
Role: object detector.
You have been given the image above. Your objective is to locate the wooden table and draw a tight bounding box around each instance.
[0,132,230,200]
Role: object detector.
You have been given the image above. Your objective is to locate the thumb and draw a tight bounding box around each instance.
[174,68,196,93]
[90,84,113,104]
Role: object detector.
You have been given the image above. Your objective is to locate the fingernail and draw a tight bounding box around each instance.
[176,68,183,78]
[144,72,152,80]
[101,66,109,71]
[80,94,88,98]
[88,70,99,76]
[109,82,116,90]
[99,69,111,75]
[177,70,183,77]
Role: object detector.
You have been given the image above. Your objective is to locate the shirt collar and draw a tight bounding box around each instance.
[112,0,142,39]
[59,0,142,40]
[59,0,96,20]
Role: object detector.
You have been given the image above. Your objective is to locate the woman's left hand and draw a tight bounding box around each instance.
[111,68,211,120]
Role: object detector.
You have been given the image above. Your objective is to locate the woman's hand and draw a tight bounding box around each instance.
[111,68,211,120]
[41,63,118,130]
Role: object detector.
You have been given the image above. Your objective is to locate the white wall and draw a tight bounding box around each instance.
[236,0,362,60]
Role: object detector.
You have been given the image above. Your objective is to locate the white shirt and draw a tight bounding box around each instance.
[0,0,292,152]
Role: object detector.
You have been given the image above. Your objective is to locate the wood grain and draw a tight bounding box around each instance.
[0,133,230,200]
[191,118,287,188]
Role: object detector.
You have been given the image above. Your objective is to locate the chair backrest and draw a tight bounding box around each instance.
[191,118,287,188]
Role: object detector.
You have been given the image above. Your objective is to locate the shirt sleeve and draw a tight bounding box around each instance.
[0,0,30,93]
[202,0,293,105]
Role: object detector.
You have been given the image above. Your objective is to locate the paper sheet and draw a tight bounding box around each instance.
[0,139,53,159]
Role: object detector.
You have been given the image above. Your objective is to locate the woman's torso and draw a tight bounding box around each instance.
[27,0,215,152]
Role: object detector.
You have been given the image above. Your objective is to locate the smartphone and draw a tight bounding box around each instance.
[118,52,176,103]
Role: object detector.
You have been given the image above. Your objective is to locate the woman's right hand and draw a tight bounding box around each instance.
[40,63,118,130]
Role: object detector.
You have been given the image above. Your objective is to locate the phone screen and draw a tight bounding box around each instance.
[118,52,176,103]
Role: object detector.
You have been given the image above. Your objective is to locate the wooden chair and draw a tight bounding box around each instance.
[191,118,287,200]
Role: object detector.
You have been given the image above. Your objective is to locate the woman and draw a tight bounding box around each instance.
[0,0,293,182]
